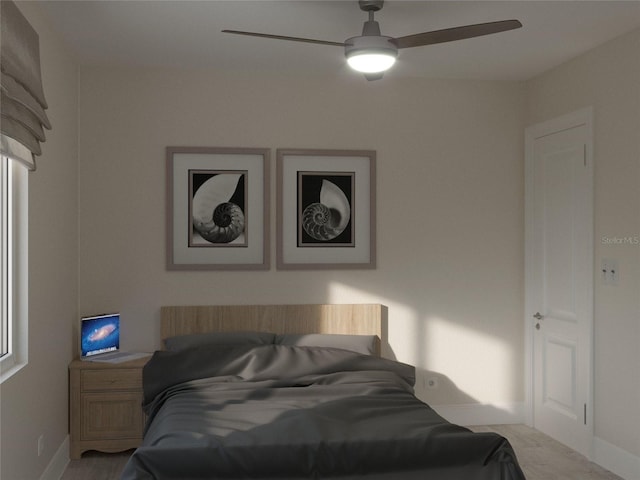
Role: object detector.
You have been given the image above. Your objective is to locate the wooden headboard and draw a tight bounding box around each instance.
[161,304,387,354]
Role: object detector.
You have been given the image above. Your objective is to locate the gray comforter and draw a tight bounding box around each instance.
[121,345,526,479]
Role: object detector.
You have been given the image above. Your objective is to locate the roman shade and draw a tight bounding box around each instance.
[1,0,51,170]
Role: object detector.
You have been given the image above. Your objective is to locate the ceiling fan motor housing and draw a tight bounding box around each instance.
[345,35,398,58]
[359,0,384,12]
[345,16,398,63]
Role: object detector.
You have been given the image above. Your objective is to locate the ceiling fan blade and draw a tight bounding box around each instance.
[394,19,522,49]
[222,30,345,47]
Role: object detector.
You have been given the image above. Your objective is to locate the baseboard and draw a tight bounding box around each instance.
[431,402,525,426]
[39,435,69,480]
[593,436,640,480]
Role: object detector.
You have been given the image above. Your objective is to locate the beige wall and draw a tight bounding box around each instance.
[77,68,526,409]
[0,2,79,480]
[527,28,640,458]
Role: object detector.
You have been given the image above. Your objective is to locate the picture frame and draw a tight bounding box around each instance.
[166,146,270,270]
[276,149,376,269]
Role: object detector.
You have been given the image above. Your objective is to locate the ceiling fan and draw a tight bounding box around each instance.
[222,0,522,81]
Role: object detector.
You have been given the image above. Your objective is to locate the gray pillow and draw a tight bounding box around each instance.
[275,333,378,355]
[164,331,276,351]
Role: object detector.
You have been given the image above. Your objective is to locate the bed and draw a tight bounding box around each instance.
[120,304,525,480]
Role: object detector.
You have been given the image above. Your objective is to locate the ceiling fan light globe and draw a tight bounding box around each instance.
[347,52,396,73]
[344,35,398,74]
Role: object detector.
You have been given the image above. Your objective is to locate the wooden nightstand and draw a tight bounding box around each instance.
[69,356,150,459]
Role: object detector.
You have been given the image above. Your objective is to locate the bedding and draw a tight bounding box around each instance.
[121,344,526,480]
[164,331,276,351]
[274,333,378,355]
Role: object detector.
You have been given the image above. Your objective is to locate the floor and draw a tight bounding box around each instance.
[470,425,623,480]
[61,424,623,480]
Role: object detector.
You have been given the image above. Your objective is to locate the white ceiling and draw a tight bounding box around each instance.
[37,0,640,81]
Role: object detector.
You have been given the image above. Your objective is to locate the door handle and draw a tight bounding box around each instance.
[534,312,544,331]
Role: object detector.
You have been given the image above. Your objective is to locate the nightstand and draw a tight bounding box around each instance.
[69,356,150,459]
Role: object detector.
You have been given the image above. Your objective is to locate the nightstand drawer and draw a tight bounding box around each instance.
[81,368,142,391]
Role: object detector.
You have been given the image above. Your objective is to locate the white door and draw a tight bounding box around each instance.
[525,108,593,458]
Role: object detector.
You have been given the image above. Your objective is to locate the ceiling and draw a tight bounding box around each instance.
[37,0,640,81]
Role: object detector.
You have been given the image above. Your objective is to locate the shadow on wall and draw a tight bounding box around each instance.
[379,339,477,405]
[414,368,477,404]
[415,368,519,426]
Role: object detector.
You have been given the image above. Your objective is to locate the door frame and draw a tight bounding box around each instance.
[524,106,594,456]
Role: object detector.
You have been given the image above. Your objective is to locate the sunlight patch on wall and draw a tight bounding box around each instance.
[327,282,422,365]
[327,282,518,403]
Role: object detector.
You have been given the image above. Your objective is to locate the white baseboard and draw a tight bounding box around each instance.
[593,436,640,480]
[39,435,69,480]
[431,402,525,426]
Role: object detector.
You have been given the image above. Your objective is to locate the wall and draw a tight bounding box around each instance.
[78,67,526,413]
[527,27,640,462]
[0,2,78,480]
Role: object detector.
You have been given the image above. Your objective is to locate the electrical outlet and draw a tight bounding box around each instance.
[37,434,44,457]
[601,259,619,285]
[426,377,439,389]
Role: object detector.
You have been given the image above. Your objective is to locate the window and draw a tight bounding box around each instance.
[1,158,7,358]
[2,0,47,383]
[1,155,28,382]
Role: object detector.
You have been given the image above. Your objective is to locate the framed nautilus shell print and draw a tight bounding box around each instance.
[276,149,376,269]
[166,147,270,270]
